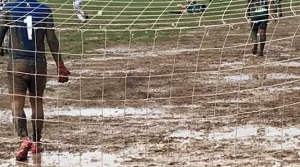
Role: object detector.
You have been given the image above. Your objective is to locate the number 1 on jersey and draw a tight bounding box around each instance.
[24,15,32,40]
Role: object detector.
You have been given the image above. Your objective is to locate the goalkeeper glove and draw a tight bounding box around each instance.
[57,62,70,83]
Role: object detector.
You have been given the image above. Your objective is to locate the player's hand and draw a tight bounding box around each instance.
[270,12,278,19]
[177,4,183,8]
[57,62,70,83]
[246,15,251,23]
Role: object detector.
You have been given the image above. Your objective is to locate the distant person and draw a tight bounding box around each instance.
[170,0,207,14]
[0,0,70,161]
[246,0,280,56]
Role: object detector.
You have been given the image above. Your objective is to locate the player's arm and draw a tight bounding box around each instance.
[268,0,277,18]
[45,13,70,83]
[0,7,9,56]
[177,4,187,9]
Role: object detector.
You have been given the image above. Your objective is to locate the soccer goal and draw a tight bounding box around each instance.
[1,0,300,166]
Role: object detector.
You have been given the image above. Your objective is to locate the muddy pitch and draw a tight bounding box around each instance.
[1,18,300,166]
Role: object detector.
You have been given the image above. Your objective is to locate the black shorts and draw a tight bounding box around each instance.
[7,59,47,97]
[251,20,268,30]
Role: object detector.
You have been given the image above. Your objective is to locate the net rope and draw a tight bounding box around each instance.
[0,0,300,166]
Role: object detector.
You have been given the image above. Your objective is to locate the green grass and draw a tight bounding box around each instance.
[43,0,244,30]
[37,0,295,56]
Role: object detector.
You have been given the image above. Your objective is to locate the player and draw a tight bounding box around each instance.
[73,0,89,23]
[246,0,279,56]
[169,0,206,14]
[0,0,70,161]
[0,0,8,55]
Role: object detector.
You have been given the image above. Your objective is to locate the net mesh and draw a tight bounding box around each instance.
[1,0,300,166]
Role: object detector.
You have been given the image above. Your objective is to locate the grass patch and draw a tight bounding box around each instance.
[36,0,294,56]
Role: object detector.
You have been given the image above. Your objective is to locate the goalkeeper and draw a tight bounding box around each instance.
[246,0,282,56]
[0,0,70,161]
[170,0,206,14]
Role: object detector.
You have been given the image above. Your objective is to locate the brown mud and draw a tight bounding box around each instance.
[1,17,300,166]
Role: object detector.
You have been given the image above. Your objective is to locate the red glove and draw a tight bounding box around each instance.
[57,62,70,83]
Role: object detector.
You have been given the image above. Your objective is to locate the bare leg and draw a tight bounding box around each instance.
[11,94,28,139]
[28,62,47,153]
[8,60,29,139]
[29,95,44,142]
[8,59,33,161]
[258,29,266,56]
[250,22,258,55]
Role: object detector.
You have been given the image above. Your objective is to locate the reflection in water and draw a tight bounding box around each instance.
[14,153,41,167]
[1,151,122,167]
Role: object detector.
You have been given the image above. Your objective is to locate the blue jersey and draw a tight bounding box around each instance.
[0,0,55,62]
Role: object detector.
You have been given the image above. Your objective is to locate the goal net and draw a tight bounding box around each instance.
[1,0,300,166]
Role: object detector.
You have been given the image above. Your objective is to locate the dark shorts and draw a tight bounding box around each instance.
[7,59,47,96]
[250,14,269,30]
[251,20,268,30]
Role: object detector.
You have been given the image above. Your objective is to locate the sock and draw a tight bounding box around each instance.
[260,34,266,52]
[32,120,43,142]
[254,43,258,49]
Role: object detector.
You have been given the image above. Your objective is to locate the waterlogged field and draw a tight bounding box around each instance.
[1,0,300,166]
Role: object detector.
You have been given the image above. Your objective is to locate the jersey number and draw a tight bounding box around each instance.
[23,15,32,40]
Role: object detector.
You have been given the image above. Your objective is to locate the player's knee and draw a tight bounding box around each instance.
[258,29,266,35]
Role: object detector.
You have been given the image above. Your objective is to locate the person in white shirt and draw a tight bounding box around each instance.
[73,0,89,23]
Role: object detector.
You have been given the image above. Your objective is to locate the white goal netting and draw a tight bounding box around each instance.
[1,0,300,166]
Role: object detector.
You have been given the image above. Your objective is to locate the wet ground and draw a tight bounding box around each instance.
[1,17,300,166]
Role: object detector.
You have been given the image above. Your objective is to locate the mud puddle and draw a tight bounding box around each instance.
[0,107,162,123]
[268,86,300,92]
[225,73,300,82]
[273,61,300,67]
[224,74,251,82]
[0,145,147,167]
[220,61,244,67]
[266,73,300,80]
[0,151,122,167]
[169,125,300,149]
